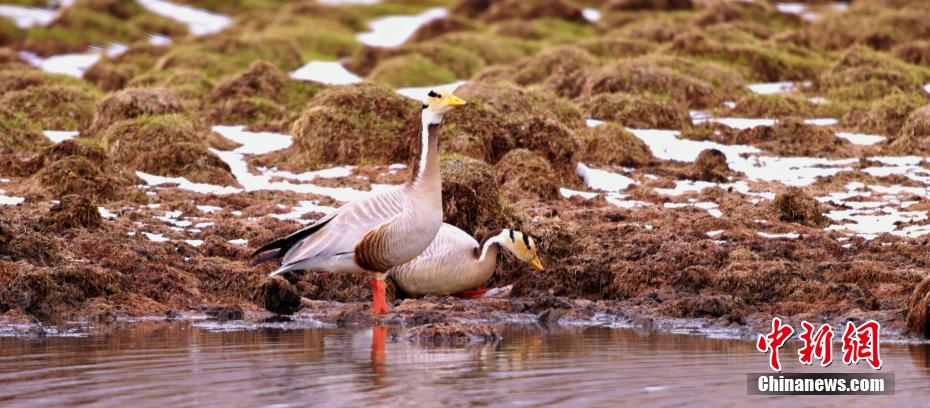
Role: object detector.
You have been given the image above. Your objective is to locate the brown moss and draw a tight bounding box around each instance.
[0,264,120,322]
[0,85,97,131]
[694,0,798,29]
[42,195,103,231]
[32,156,137,201]
[842,92,927,137]
[84,43,171,91]
[136,143,238,186]
[476,0,585,23]
[407,322,499,345]
[258,83,418,171]
[817,46,929,103]
[406,16,476,43]
[772,187,827,227]
[206,60,320,131]
[91,88,183,134]
[894,40,930,67]
[906,275,930,338]
[260,275,301,315]
[508,45,597,99]
[889,105,930,154]
[578,37,656,59]
[441,154,507,235]
[684,118,847,157]
[0,109,48,155]
[583,93,690,129]
[803,4,930,51]
[100,114,199,160]
[493,149,559,201]
[606,0,693,11]
[727,93,817,118]
[582,56,744,108]
[579,123,654,167]
[690,149,730,182]
[715,261,804,304]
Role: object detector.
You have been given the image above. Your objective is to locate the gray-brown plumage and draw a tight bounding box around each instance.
[391,226,543,297]
[251,90,466,313]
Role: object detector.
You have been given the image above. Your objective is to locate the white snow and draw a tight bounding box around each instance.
[757,232,800,239]
[228,239,248,246]
[395,81,466,100]
[196,205,222,213]
[924,84,930,95]
[748,81,796,95]
[586,119,605,128]
[143,232,170,242]
[136,171,241,195]
[664,201,723,218]
[706,230,724,237]
[148,34,172,46]
[136,0,231,36]
[356,7,446,47]
[775,3,806,14]
[693,117,776,129]
[581,8,601,22]
[97,207,117,219]
[0,190,24,206]
[836,132,886,146]
[20,51,99,78]
[576,163,635,192]
[0,5,57,28]
[184,239,204,247]
[212,125,293,154]
[43,130,79,143]
[272,200,337,221]
[560,188,598,200]
[290,61,362,85]
[804,118,839,126]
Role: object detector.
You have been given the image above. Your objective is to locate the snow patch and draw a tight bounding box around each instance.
[835,132,886,146]
[576,163,635,192]
[0,5,57,28]
[356,7,447,47]
[136,0,231,36]
[43,130,79,143]
[581,8,601,22]
[290,61,362,85]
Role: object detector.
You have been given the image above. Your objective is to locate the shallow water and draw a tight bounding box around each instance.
[1,321,928,407]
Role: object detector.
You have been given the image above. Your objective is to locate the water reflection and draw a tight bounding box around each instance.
[0,321,928,407]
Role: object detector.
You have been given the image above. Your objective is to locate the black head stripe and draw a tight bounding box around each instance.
[427,90,439,98]
[509,229,515,241]
[422,103,428,109]
[522,232,530,248]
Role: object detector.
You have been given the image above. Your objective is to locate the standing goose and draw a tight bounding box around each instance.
[391,226,544,298]
[251,90,466,315]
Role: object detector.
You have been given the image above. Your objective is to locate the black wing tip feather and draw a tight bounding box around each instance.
[248,217,335,265]
[250,249,282,266]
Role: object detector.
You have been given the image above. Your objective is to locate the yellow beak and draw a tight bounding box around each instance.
[447,94,467,108]
[530,257,544,271]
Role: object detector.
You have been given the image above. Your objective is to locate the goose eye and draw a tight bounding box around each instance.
[427,90,439,98]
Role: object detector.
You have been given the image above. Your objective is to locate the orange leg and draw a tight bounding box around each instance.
[370,277,389,315]
[459,288,491,299]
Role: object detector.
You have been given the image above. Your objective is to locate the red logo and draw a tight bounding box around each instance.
[758,318,883,371]
[756,317,794,372]
[798,321,834,367]
[842,320,882,370]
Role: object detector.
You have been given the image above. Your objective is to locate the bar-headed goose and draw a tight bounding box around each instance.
[251,90,466,315]
[391,226,544,297]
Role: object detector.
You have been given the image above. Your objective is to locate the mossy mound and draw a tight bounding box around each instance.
[582,93,690,129]
[687,118,847,157]
[22,0,186,56]
[582,55,745,108]
[493,149,560,201]
[726,93,817,118]
[802,4,930,51]
[606,0,693,11]
[842,92,927,137]
[894,40,930,68]
[440,154,508,235]
[443,81,582,180]
[578,123,655,167]
[407,16,477,43]
[32,156,137,201]
[0,264,121,322]
[367,54,457,88]
[816,46,930,103]
[137,143,238,186]
[664,26,827,81]
[84,43,171,92]
[772,187,827,227]
[42,194,103,231]
[91,88,183,134]
[125,69,216,110]
[206,60,321,131]
[258,83,418,171]
[906,275,930,339]
[889,105,930,154]
[507,45,598,99]
[0,85,98,131]
[693,0,799,30]
[690,149,730,182]
[0,47,28,70]
[455,0,585,23]
[0,109,48,155]
[578,37,656,59]
[260,276,301,315]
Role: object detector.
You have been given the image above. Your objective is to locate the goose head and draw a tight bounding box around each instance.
[422,90,466,118]
[499,229,544,271]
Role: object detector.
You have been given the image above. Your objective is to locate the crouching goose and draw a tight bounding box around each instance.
[251,90,466,315]
[391,226,544,298]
